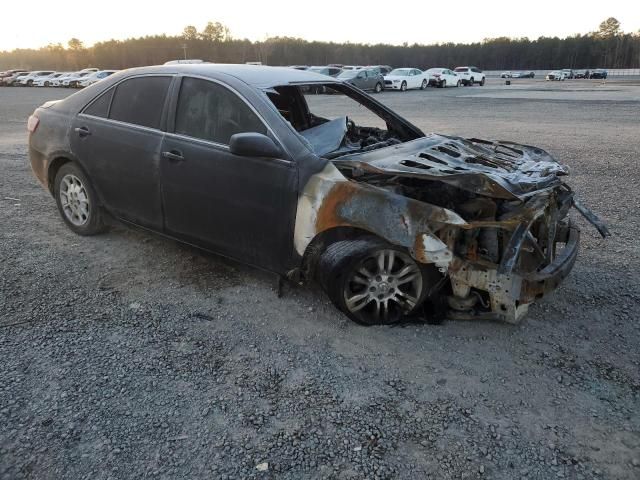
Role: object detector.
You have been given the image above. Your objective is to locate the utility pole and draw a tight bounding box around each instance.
[182,44,188,60]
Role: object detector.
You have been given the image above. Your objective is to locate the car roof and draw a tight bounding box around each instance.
[117,64,336,87]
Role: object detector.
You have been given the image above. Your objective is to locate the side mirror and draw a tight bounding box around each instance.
[229,132,282,158]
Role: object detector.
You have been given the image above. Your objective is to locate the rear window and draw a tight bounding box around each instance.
[109,76,172,129]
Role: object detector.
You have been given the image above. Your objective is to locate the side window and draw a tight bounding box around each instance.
[83,88,114,118]
[174,77,267,145]
[109,76,172,129]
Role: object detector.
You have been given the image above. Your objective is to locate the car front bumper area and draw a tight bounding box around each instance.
[446,221,580,323]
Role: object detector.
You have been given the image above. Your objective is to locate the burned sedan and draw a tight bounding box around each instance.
[28,64,608,326]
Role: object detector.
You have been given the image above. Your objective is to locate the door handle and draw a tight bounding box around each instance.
[162,150,184,162]
[74,126,91,137]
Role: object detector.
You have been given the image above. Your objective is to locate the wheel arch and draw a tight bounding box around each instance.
[301,226,382,279]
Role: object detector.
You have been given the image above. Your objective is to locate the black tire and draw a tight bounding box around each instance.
[469,77,474,86]
[400,81,407,92]
[456,80,461,87]
[374,82,382,93]
[420,79,428,90]
[44,81,49,87]
[479,77,485,86]
[316,236,441,326]
[54,162,106,236]
[440,80,446,88]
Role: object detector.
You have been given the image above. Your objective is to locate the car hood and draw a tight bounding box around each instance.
[332,134,570,201]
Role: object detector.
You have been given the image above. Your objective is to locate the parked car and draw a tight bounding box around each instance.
[63,72,93,88]
[305,66,343,93]
[513,71,535,78]
[545,71,566,81]
[78,70,118,88]
[574,69,590,79]
[453,66,485,86]
[307,66,342,77]
[590,69,608,79]
[1,70,29,86]
[383,68,428,91]
[425,68,460,88]
[33,72,67,87]
[500,71,512,78]
[0,69,27,80]
[18,71,56,86]
[367,65,393,76]
[561,69,575,79]
[27,64,608,325]
[52,71,85,87]
[337,68,384,92]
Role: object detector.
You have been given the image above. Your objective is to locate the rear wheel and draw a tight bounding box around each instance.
[456,80,461,87]
[316,236,439,325]
[440,80,446,88]
[420,79,428,90]
[54,163,106,236]
[400,81,407,92]
[479,77,485,86]
[374,82,382,93]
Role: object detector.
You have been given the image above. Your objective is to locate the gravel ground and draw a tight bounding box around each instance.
[1,80,639,480]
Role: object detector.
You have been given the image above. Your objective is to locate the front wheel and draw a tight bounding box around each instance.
[316,237,440,325]
[54,163,106,235]
[420,79,428,90]
[400,81,407,92]
[479,77,485,86]
[440,80,446,88]
[456,80,461,87]
[374,82,382,93]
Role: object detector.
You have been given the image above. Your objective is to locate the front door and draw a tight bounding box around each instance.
[160,76,298,272]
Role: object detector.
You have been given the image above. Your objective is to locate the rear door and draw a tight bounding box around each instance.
[70,75,173,230]
[159,76,298,272]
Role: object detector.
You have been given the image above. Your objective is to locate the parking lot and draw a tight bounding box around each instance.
[1,78,639,479]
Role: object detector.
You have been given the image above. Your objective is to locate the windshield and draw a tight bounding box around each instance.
[454,68,468,72]
[264,83,421,159]
[337,70,358,79]
[389,69,411,76]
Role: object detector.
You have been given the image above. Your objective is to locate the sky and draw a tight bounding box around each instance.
[1,0,639,51]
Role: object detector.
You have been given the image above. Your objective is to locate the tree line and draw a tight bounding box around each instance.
[1,18,638,71]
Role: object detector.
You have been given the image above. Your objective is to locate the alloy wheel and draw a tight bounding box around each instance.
[59,174,91,226]
[343,249,423,323]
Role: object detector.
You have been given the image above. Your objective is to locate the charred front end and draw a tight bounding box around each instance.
[329,134,609,323]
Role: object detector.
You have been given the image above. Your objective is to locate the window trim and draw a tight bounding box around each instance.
[168,74,285,154]
[79,73,175,132]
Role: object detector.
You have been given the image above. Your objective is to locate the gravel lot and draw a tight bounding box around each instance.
[1,79,639,480]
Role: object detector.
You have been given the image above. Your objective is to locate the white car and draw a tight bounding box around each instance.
[500,71,512,78]
[425,68,461,88]
[453,66,486,86]
[33,72,67,87]
[78,70,118,87]
[55,71,90,87]
[383,68,429,91]
[18,71,55,87]
[545,71,566,81]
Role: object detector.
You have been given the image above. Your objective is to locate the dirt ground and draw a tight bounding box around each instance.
[1,79,639,480]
